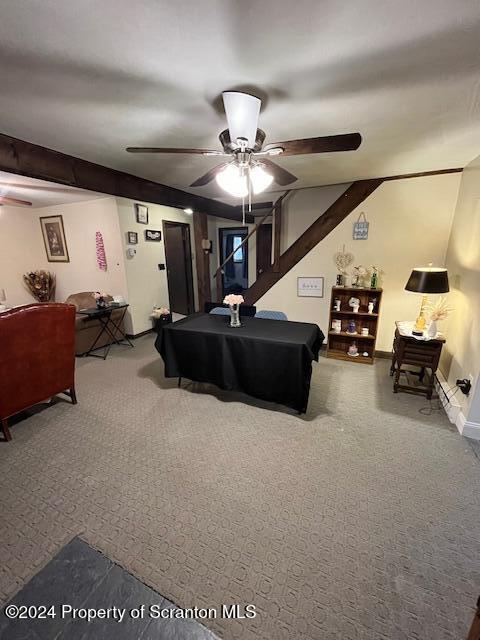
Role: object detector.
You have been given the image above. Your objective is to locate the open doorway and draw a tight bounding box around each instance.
[219,227,248,297]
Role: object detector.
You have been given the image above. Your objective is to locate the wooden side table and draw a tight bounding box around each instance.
[390,321,445,399]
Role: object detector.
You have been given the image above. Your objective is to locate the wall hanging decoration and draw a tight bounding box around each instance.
[95,231,107,271]
[39,215,69,262]
[297,277,324,298]
[135,203,149,224]
[23,270,56,302]
[145,229,162,242]
[333,245,354,285]
[127,231,138,244]
[353,211,369,240]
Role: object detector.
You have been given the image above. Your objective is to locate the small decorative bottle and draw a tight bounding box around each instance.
[370,267,378,289]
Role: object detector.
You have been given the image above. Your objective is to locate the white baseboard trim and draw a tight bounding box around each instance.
[435,371,480,440]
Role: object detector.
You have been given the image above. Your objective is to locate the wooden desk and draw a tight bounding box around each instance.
[390,321,445,399]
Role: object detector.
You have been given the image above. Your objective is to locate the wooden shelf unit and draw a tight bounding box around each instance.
[326,286,383,365]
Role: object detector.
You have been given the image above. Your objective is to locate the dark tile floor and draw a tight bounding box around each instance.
[0,537,217,639]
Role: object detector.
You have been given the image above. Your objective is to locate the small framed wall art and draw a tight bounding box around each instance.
[135,203,149,224]
[127,231,138,244]
[353,212,369,240]
[297,277,324,298]
[145,229,162,242]
[39,215,70,262]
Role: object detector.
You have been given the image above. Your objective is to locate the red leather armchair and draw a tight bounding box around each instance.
[0,303,77,441]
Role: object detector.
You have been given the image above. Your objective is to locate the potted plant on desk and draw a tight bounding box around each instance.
[151,306,172,332]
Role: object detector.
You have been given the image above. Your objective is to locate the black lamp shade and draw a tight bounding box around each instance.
[405,268,449,294]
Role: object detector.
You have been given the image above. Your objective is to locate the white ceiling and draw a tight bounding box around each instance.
[0,0,479,203]
[0,171,106,207]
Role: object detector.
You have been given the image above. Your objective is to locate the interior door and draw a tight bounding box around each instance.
[163,221,195,315]
[256,223,272,278]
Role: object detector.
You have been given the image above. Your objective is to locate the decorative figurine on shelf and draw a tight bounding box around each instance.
[370,265,380,289]
[349,296,360,313]
[361,327,369,336]
[352,265,367,287]
[368,299,375,314]
[348,342,359,357]
[334,298,341,311]
[94,291,108,309]
[336,274,343,286]
[331,319,342,333]
[347,319,357,334]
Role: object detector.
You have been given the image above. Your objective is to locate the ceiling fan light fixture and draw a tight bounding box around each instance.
[222,92,261,149]
[215,163,248,198]
[250,164,274,194]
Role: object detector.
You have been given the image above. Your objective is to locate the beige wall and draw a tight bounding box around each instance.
[116,197,197,335]
[441,155,480,425]
[0,197,128,307]
[0,205,46,307]
[257,174,461,351]
[32,197,128,303]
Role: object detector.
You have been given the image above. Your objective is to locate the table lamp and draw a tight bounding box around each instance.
[0,288,6,312]
[405,266,449,336]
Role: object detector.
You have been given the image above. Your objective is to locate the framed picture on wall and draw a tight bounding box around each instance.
[127,231,138,244]
[39,215,70,262]
[145,229,162,242]
[135,203,149,224]
[297,277,324,297]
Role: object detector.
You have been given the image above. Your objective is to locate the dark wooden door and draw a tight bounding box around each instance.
[163,221,195,315]
[256,223,272,278]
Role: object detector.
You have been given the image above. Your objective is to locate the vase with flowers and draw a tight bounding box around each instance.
[23,270,56,302]
[223,294,244,327]
[425,297,453,339]
[352,265,367,287]
[94,291,108,309]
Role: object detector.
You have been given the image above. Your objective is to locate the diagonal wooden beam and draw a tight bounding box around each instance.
[0,132,241,220]
[244,178,383,304]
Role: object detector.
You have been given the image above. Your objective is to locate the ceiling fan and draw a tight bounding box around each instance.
[126,91,362,198]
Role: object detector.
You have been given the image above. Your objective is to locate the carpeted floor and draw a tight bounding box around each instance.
[1,335,479,640]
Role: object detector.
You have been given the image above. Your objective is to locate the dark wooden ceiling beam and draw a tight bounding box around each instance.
[0,132,242,220]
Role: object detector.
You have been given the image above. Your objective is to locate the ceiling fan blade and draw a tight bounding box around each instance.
[190,163,230,187]
[0,195,32,206]
[264,133,362,156]
[0,181,82,194]
[126,147,225,155]
[260,158,298,186]
[222,92,261,149]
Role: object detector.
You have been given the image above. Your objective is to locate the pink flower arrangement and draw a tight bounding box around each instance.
[223,294,244,306]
